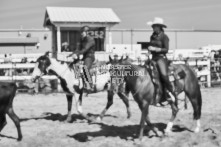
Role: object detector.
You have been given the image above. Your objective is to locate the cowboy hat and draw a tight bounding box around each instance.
[80,26,90,32]
[147,17,167,28]
[62,42,69,46]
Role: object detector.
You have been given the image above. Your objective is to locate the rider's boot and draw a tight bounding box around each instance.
[84,80,94,93]
[167,90,176,103]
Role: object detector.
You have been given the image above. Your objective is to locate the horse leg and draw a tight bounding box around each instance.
[117,92,131,119]
[75,91,83,115]
[138,101,149,140]
[98,91,114,121]
[165,101,178,134]
[145,114,160,137]
[65,94,73,122]
[0,114,7,132]
[7,107,22,141]
[74,90,93,121]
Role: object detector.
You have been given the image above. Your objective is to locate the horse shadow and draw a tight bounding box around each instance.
[20,112,85,123]
[68,122,193,142]
[0,134,17,140]
[20,112,117,123]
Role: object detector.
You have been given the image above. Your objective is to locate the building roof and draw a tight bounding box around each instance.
[0,38,39,44]
[44,7,121,27]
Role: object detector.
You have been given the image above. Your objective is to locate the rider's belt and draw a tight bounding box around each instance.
[156,54,166,58]
[84,53,95,58]
[152,54,166,60]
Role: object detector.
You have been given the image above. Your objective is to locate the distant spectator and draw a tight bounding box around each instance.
[214,51,220,71]
[21,57,28,63]
[4,54,13,76]
[213,50,221,81]
[177,53,184,61]
[210,50,216,61]
[4,54,12,63]
[61,42,70,52]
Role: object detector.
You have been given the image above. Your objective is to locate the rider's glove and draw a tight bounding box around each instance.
[148,46,161,52]
[148,46,156,51]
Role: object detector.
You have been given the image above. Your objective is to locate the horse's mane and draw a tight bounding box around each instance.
[121,60,146,71]
[119,59,150,83]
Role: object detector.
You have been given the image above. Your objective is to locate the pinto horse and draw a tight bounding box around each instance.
[31,52,131,122]
[109,56,202,140]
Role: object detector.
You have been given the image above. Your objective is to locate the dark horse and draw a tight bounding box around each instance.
[31,52,131,122]
[109,55,202,140]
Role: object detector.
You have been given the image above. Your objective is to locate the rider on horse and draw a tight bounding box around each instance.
[147,17,176,103]
[69,26,95,92]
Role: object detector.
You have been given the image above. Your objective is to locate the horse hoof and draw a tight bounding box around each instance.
[17,137,22,141]
[164,130,172,136]
[194,128,200,133]
[0,121,7,132]
[134,138,142,144]
[155,130,163,137]
[96,116,102,122]
[65,118,72,123]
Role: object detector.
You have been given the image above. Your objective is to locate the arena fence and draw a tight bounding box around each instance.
[0,53,218,94]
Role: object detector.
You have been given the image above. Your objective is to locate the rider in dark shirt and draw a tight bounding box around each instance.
[147,17,175,102]
[69,26,95,91]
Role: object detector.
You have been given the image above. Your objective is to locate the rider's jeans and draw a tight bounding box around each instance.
[153,57,174,94]
[83,56,95,84]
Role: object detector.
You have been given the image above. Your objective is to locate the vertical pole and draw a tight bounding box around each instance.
[57,26,61,53]
[174,31,177,60]
[24,44,26,54]
[207,58,211,87]
[131,29,133,51]
[108,27,112,53]
[121,30,124,44]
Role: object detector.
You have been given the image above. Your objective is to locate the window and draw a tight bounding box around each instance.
[60,27,105,52]
[61,30,80,52]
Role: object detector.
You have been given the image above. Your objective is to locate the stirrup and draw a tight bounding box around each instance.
[167,91,175,102]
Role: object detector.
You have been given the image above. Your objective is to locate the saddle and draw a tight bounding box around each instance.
[71,60,109,93]
[146,60,186,105]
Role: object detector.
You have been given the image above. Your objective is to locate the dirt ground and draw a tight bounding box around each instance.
[0,88,221,147]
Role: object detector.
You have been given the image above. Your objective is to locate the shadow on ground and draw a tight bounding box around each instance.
[20,112,84,123]
[68,122,192,142]
[0,134,17,140]
[20,112,117,123]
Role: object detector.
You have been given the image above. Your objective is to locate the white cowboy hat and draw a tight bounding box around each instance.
[147,17,167,28]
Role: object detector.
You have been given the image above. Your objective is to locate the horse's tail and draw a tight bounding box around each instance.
[183,64,202,120]
[195,85,202,120]
[190,72,202,120]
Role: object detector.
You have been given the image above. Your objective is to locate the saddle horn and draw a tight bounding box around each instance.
[44,51,51,57]
[109,55,113,63]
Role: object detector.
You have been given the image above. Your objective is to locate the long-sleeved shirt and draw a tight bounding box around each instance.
[149,32,169,58]
[76,35,95,59]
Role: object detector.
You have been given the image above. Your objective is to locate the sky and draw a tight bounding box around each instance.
[0,0,221,30]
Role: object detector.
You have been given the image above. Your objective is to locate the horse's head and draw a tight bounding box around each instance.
[31,52,51,82]
[108,55,129,92]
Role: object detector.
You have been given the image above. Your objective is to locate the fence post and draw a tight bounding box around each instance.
[207,58,211,87]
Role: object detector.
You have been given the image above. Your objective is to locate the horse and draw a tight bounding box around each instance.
[31,52,131,122]
[109,55,202,140]
[0,82,22,141]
